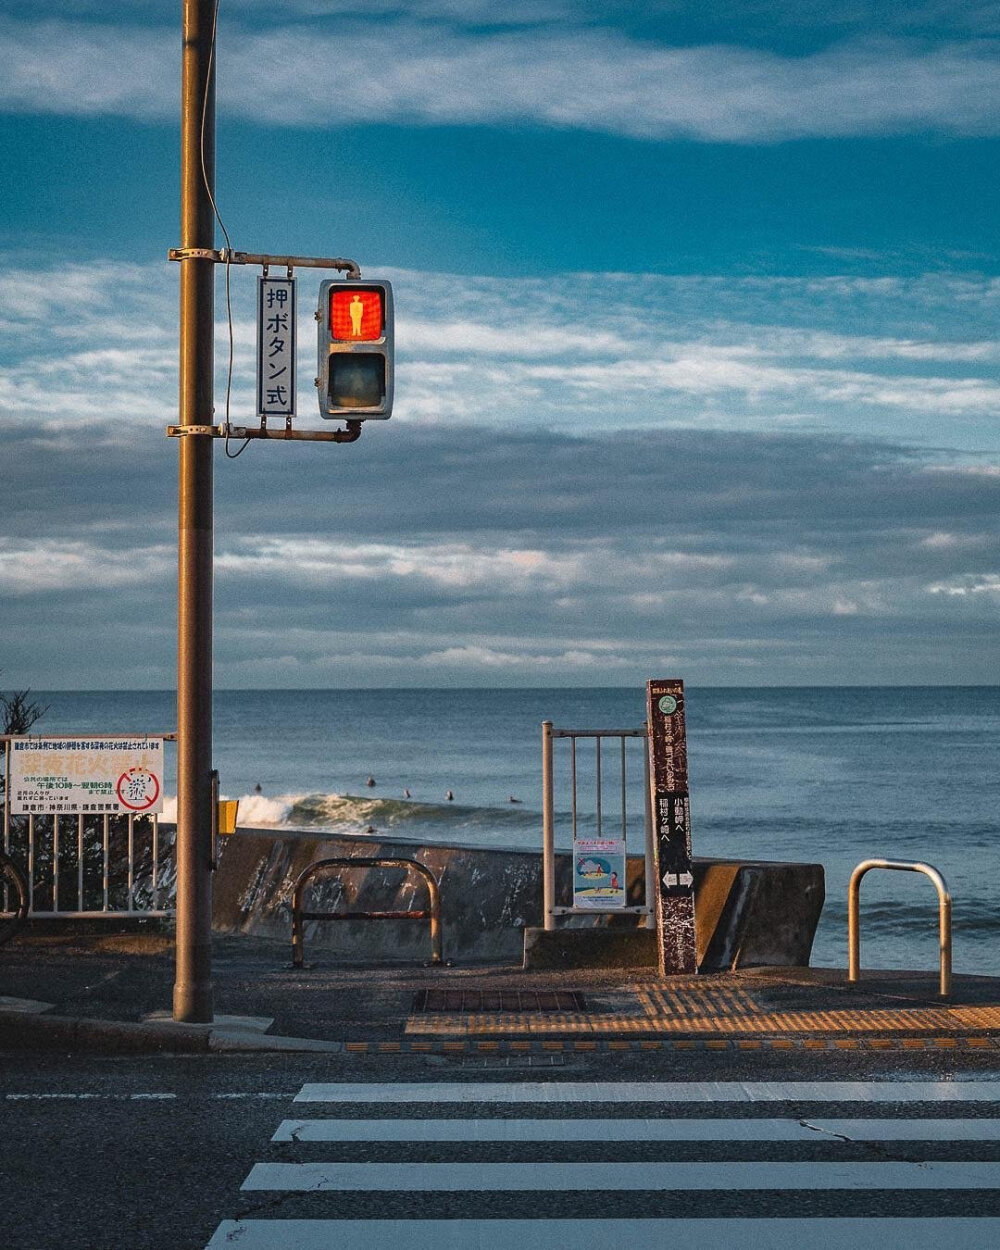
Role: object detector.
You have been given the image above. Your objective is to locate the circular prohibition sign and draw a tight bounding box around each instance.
[116,767,161,812]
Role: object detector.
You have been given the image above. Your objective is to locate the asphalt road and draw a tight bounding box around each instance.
[5,1048,1000,1250]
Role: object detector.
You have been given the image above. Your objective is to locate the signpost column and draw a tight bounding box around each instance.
[646,679,697,976]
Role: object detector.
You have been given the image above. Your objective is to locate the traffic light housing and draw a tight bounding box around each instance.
[316,279,394,419]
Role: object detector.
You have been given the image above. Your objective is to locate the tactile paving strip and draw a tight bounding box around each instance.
[413,989,588,1013]
[341,1035,1000,1056]
[404,983,1000,1039]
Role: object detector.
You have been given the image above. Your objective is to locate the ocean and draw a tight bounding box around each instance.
[21,686,1000,976]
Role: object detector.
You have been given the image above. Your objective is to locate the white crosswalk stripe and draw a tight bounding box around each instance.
[206,1080,1000,1249]
[208,1217,1000,1249]
[272,1116,1000,1142]
[294,1079,1000,1103]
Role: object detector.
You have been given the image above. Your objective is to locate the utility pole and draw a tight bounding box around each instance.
[173,0,216,1023]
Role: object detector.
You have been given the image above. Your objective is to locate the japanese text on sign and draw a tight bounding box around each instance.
[646,679,697,975]
[9,737,165,816]
[257,276,296,418]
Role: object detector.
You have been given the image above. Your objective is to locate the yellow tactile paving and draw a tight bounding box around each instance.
[405,994,1000,1040]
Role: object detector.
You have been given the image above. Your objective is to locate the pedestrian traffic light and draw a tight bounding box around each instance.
[316,279,394,419]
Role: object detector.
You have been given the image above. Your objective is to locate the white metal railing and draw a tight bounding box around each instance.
[2,735,176,920]
[847,858,952,998]
[541,721,655,931]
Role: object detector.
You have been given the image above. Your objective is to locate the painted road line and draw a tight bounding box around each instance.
[272,1116,1000,1143]
[241,1159,1000,1191]
[207,1219,1000,1250]
[1,1092,178,1101]
[1,1091,293,1101]
[294,1080,1000,1104]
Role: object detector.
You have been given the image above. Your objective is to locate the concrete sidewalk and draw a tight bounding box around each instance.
[2,928,1000,1057]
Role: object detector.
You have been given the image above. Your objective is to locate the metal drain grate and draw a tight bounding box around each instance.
[413,989,588,1013]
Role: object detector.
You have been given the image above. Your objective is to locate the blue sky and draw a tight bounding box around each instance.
[1,1,997,687]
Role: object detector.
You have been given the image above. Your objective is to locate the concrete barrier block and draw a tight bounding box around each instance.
[209,827,824,969]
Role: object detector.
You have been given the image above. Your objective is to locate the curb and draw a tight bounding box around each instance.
[0,1009,211,1054]
[3,1008,998,1058]
[0,1010,349,1055]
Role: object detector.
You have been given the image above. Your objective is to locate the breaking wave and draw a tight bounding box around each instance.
[161,790,548,850]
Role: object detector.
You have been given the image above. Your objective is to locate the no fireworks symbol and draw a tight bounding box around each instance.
[116,767,161,812]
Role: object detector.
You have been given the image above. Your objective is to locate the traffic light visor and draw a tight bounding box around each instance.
[329,288,384,341]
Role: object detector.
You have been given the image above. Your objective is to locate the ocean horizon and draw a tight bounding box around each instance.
[8,684,998,976]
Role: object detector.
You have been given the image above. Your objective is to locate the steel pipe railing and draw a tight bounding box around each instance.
[847,858,952,998]
[291,856,443,968]
[541,721,654,930]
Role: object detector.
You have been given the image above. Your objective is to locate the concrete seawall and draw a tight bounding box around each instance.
[210,827,824,968]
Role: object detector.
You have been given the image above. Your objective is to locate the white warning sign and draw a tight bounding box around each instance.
[9,737,164,816]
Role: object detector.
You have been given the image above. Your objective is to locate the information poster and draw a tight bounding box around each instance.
[9,737,164,816]
[573,836,627,909]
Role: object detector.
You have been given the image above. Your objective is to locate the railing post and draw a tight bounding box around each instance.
[425,870,443,965]
[542,720,555,931]
[847,862,862,984]
[940,888,952,999]
[291,869,306,968]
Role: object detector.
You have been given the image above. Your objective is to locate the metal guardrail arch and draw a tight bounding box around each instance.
[847,858,952,999]
[291,856,444,968]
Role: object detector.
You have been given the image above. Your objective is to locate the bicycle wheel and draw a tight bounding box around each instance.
[0,853,28,947]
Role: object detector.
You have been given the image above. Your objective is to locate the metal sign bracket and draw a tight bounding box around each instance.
[167,420,362,443]
[168,247,361,279]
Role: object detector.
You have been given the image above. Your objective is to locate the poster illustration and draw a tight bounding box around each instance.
[573,836,626,909]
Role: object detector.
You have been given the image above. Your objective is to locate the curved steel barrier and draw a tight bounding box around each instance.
[291,856,443,968]
[847,858,952,998]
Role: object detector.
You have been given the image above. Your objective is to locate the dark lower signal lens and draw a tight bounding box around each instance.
[328,355,385,409]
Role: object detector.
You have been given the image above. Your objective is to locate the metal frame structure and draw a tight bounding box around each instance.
[1,734,176,919]
[291,856,444,968]
[167,250,367,444]
[541,721,655,932]
[847,858,952,998]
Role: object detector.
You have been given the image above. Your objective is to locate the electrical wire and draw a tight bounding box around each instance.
[199,0,251,459]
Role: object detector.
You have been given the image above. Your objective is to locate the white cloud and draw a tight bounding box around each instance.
[2,259,998,451]
[417,644,630,669]
[0,18,997,141]
[217,538,593,591]
[927,574,1000,596]
[0,540,172,594]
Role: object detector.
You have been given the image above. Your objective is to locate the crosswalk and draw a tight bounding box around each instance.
[206,1080,1000,1249]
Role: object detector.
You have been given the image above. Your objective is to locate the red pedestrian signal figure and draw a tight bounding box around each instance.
[317,280,394,419]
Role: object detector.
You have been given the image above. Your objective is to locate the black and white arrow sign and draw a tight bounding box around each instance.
[662,871,694,889]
